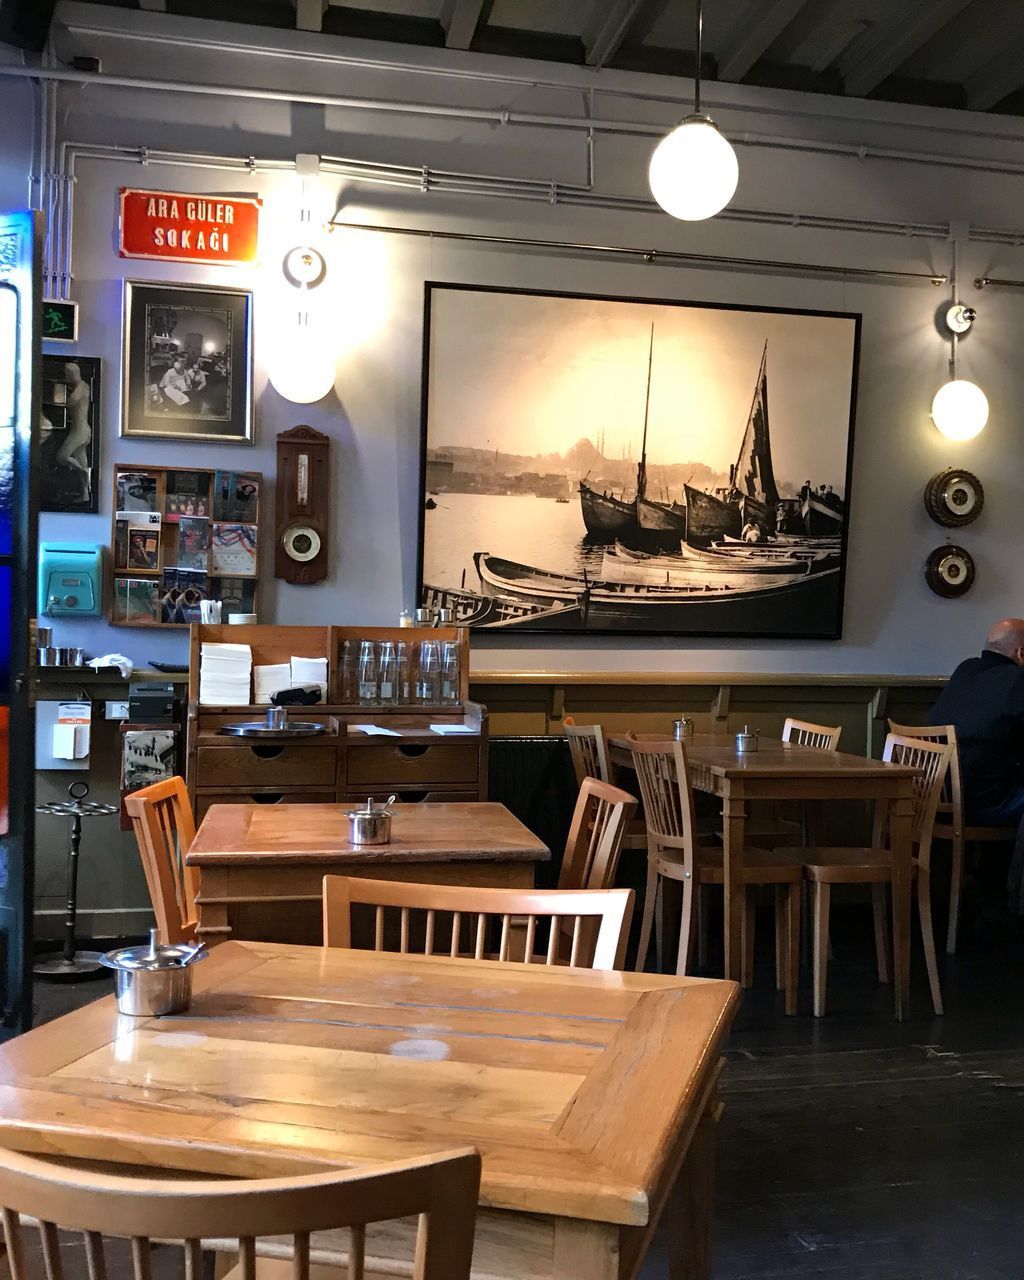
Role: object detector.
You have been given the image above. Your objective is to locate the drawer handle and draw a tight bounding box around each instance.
[251,746,285,761]
[397,745,430,759]
[251,793,285,804]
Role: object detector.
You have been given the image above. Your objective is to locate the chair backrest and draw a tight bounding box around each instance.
[123,776,200,944]
[881,733,954,868]
[323,876,634,971]
[626,735,699,867]
[782,717,842,750]
[558,776,637,892]
[888,720,962,826]
[562,715,611,786]
[0,1143,480,1280]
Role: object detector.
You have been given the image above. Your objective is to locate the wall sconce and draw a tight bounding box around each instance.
[267,154,337,405]
[932,239,988,441]
[648,0,738,221]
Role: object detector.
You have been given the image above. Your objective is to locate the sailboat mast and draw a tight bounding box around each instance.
[636,324,654,502]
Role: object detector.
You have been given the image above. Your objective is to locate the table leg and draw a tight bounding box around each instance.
[667,1102,717,1280]
[552,1219,619,1279]
[721,788,747,982]
[889,790,915,1021]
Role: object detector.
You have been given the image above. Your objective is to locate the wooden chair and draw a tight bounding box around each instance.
[557,776,637,891]
[626,735,804,1013]
[563,715,647,855]
[781,733,952,1018]
[124,776,200,945]
[783,718,842,751]
[0,1143,480,1280]
[889,720,1017,954]
[323,876,634,971]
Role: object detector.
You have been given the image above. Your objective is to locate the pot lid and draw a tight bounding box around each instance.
[100,928,207,972]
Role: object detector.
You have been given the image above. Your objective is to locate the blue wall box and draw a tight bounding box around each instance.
[38,543,103,617]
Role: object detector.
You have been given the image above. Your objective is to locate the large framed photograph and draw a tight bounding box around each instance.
[39,356,101,513]
[121,280,253,442]
[418,283,860,639]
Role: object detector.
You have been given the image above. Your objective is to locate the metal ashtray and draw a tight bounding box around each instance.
[219,706,326,738]
[100,929,207,1016]
[342,795,396,846]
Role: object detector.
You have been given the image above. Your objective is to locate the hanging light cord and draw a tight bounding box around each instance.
[950,238,959,379]
[693,0,703,115]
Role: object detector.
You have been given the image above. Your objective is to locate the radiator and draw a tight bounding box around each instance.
[488,736,577,889]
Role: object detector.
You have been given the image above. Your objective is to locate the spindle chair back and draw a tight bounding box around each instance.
[124,776,199,944]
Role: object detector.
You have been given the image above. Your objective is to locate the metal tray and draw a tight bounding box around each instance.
[218,722,327,738]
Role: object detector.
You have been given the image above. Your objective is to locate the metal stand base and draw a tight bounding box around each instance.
[32,951,108,982]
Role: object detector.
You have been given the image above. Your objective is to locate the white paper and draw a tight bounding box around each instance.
[352,724,402,736]
[429,724,476,735]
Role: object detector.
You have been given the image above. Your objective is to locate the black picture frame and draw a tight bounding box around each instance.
[417,281,861,640]
[121,280,253,443]
[39,355,101,513]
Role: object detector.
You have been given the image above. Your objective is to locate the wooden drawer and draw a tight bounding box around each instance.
[196,744,338,788]
[195,788,336,824]
[344,787,480,805]
[346,742,479,786]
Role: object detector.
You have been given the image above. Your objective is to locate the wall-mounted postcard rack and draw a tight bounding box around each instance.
[109,463,262,627]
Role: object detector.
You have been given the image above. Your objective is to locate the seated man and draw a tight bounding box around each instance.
[931,618,1024,911]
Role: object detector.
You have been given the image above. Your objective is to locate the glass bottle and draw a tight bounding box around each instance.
[340,639,357,704]
[397,640,413,705]
[399,608,414,628]
[357,639,378,705]
[416,640,440,704]
[441,639,461,705]
[378,640,398,705]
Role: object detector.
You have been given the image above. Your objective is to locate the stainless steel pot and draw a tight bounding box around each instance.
[735,725,760,753]
[343,795,396,845]
[100,929,207,1016]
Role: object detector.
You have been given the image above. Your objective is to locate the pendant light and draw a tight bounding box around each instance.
[648,0,739,221]
[931,238,988,441]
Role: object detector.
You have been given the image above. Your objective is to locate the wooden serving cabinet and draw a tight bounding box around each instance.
[185,623,487,817]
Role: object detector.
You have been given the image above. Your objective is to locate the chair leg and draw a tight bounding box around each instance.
[918,869,944,1016]
[635,862,659,973]
[812,882,831,1018]
[871,883,890,984]
[946,833,964,955]
[741,891,755,988]
[697,884,710,968]
[676,875,697,977]
[774,887,784,990]
[784,882,800,1016]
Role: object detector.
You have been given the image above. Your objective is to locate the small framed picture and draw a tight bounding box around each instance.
[39,356,101,513]
[121,280,253,443]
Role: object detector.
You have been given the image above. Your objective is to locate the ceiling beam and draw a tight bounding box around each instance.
[716,0,810,82]
[583,0,646,68]
[442,0,486,50]
[840,0,972,98]
[295,0,328,32]
[965,38,1024,110]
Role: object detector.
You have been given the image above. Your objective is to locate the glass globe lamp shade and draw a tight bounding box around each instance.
[267,319,337,405]
[648,116,739,221]
[931,379,989,441]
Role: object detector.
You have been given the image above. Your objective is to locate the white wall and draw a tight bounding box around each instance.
[29,3,1024,677]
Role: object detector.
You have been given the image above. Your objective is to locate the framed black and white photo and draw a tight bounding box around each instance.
[121,280,253,443]
[418,283,861,639]
[39,356,101,513]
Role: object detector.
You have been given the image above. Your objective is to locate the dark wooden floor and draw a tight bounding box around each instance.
[32,877,1024,1280]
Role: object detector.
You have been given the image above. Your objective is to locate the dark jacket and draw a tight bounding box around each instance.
[930,650,1024,818]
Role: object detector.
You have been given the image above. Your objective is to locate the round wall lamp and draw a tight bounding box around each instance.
[283,245,327,289]
[931,379,989,441]
[648,1,738,222]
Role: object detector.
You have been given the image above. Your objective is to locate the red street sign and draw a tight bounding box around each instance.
[118,188,261,265]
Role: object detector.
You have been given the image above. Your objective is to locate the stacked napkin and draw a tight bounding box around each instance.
[199,642,253,706]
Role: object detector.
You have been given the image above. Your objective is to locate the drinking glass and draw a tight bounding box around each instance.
[441,640,461,705]
[378,641,398,706]
[416,640,440,704]
[357,640,378,705]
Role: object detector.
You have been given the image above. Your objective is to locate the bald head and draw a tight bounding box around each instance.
[986,619,1024,664]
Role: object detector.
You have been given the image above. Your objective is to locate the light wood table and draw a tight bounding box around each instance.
[187,802,549,945]
[609,733,920,1020]
[0,940,739,1280]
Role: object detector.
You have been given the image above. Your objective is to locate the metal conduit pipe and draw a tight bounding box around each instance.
[14,62,1024,184]
[60,11,1024,151]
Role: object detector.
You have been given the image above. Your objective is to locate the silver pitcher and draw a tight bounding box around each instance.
[100,929,207,1016]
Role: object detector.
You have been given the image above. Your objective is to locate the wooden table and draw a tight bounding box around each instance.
[609,733,920,1020]
[187,802,549,945]
[0,940,740,1280]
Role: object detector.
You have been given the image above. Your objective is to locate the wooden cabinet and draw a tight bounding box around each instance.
[186,623,488,816]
